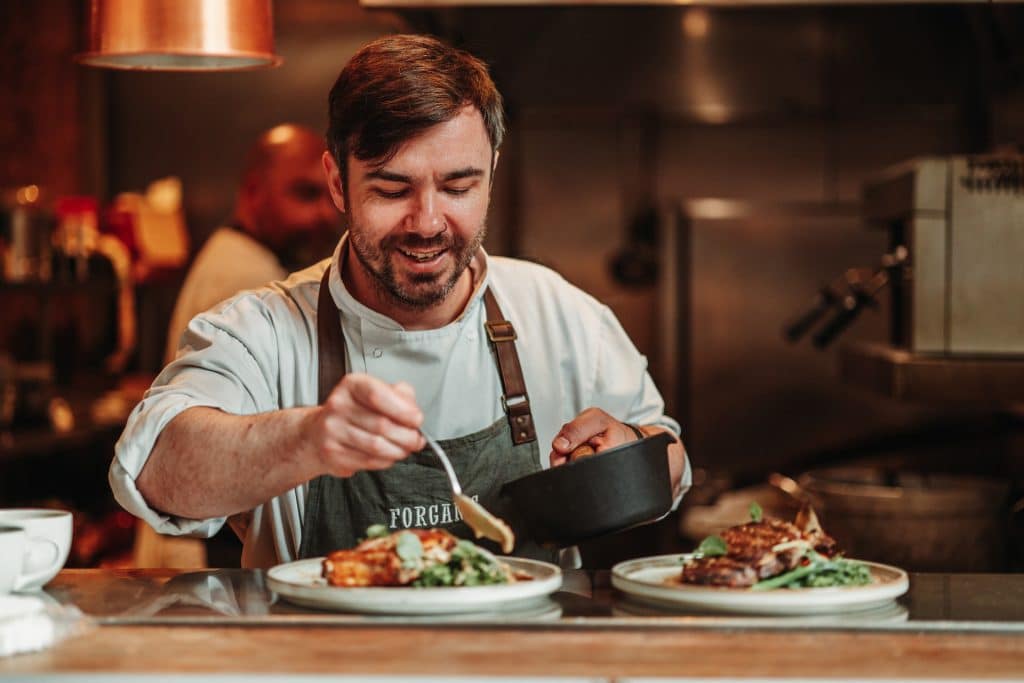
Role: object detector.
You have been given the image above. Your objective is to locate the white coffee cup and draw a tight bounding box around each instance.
[0,509,72,591]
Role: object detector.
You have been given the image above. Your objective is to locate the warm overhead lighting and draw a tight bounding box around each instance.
[76,0,282,72]
[681,8,710,40]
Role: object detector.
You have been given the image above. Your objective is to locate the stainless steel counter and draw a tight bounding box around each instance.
[42,568,1024,632]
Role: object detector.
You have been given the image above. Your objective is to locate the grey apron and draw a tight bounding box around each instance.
[298,267,556,562]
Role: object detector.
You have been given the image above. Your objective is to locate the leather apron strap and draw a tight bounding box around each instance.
[316,266,536,445]
[483,289,536,445]
[317,267,346,403]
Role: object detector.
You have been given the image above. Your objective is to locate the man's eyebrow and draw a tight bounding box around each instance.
[442,167,485,182]
[365,169,411,183]
[364,167,486,183]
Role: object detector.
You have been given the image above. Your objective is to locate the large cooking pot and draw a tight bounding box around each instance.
[800,466,1011,572]
[501,431,675,548]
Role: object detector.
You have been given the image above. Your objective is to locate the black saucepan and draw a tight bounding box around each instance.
[500,431,675,548]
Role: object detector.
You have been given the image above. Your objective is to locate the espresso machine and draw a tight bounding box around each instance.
[785,154,1024,400]
[865,155,1024,355]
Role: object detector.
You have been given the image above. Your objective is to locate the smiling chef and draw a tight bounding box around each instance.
[111,34,690,568]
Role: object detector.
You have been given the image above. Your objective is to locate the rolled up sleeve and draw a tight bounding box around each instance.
[110,299,280,537]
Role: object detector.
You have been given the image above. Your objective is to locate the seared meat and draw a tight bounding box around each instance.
[323,528,458,587]
[680,556,758,587]
[721,518,806,578]
[681,506,838,588]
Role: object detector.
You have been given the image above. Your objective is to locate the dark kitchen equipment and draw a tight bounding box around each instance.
[783,248,906,349]
[1,186,54,283]
[789,155,1024,355]
[800,465,1011,572]
[501,431,674,548]
[862,155,1024,356]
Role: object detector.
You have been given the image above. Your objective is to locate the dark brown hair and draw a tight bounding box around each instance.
[326,34,505,190]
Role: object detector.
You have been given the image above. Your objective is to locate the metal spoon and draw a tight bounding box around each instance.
[420,430,515,554]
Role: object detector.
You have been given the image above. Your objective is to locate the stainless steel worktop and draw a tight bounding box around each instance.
[42,568,1024,633]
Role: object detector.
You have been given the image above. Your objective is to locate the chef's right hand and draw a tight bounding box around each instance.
[310,374,425,478]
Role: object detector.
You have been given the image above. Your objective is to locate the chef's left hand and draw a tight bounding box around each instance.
[549,407,640,467]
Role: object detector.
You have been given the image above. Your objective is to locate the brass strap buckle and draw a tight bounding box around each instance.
[485,320,517,343]
[501,394,529,414]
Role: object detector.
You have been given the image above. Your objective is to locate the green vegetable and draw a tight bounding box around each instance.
[357,526,511,588]
[751,551,872,591]
[750,561,819,591]
[365,524,389,539]
[695,535,728,557]
[409,539,510,588]
[749,501,763,523]
[414,562,454,587]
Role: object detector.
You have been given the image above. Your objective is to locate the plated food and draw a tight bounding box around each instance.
[267,527,562,614]
[681,503,870,591]
[322,525,525,588]
[611,554,908,616]
[611,502,907,615]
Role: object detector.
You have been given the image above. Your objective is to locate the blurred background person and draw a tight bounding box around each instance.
[164,123,340,364]
[135,123,340,568]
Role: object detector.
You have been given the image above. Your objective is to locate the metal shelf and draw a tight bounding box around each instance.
[839,342,1024,403]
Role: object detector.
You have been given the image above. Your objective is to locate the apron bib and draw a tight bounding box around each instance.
[298,267,556,562]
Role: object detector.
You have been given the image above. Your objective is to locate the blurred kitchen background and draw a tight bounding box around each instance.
[2,0,1023,570]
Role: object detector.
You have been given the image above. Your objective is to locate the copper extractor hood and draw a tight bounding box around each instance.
[76,0,282,72]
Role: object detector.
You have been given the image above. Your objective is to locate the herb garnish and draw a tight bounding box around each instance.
[749,501,763,522]
[365,524,389,539]
[695,535,728,557]
[412,540,510,587]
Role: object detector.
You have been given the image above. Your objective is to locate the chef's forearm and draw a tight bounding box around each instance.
[137,405,322,520]
[638,424,687,498]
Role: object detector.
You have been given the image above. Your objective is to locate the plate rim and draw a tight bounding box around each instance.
[266,555,563,614]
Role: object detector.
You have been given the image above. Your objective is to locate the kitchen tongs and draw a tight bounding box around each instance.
[420,430,515,554]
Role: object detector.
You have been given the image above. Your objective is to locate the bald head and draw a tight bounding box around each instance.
[235,124,340,270]
[242,124,325,180]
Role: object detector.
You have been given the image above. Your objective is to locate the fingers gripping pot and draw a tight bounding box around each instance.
[500,431,675,548]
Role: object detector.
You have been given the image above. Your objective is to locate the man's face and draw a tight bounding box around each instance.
[324,105,495,312]
[254,148,340,270]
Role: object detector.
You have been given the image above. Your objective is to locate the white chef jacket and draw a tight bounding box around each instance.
[164,227,286,364]
[112,237,689,567]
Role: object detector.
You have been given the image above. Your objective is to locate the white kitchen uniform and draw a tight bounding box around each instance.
[164,227,286,364]
[111,236,688,568]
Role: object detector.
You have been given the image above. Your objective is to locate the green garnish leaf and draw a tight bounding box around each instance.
[749,501,763,523]
[696,535,728,557]
[395,531,423,566]
[365,524,389,539]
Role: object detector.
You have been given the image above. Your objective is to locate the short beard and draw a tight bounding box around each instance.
[349,225,486,311]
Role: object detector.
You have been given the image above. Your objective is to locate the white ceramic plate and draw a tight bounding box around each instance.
[611,554,909,616]
[267,557,562,615]
[611,595,910,624]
